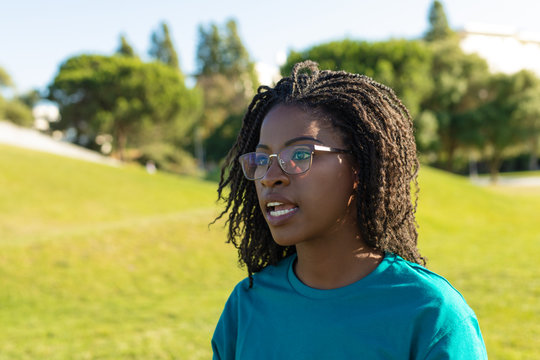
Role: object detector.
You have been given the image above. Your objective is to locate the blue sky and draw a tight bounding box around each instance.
[2,0,540,94]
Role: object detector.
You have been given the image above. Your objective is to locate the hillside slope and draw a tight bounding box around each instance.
[0,144,538,359]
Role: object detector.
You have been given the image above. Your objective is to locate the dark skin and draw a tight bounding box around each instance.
[255,104,383,290]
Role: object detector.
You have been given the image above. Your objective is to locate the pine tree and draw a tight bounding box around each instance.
[196,19,256,82]
[195,19,259,165]
[149,22,179,69]
[116,35,136,57]
[424,1,454,42]
[196,24,222,76]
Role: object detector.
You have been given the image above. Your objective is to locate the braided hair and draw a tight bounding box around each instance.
[215,60,425,286]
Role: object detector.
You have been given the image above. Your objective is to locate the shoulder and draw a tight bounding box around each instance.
[383,254,471,312]
[382,254,486,359]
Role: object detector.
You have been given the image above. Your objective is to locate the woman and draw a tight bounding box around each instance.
[212,60,487,359]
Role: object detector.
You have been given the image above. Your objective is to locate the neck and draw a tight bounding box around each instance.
[294,233,383,290]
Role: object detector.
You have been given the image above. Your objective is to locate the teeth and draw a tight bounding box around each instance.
[267,202,283,207]
[270,208,296,217]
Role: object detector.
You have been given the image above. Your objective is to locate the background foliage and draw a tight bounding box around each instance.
[2,1,539,179]
[48,54,200,162]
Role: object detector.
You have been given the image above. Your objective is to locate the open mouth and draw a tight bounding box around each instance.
[266,202,298,217]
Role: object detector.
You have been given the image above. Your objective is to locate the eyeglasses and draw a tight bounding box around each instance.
[238,144,350,180]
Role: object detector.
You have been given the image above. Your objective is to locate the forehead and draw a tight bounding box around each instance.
[259,105,339,147]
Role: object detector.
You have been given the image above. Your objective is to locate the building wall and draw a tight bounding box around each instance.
[459,23,540,76]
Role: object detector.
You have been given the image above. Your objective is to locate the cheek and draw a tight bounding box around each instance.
[303,162,355,209]
[255,181,265,209]
[255,181,263,197]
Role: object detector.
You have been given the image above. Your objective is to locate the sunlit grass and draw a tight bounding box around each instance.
[0,145,243,359]
[0,144,539,359]
[417,167,540,359]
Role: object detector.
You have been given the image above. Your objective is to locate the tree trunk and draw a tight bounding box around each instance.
[195,125,205,169]
[529,137,539,171]
[469,157,478,179]
[445,144,456,172]
[116,127,127,161]
[489,153,502,184]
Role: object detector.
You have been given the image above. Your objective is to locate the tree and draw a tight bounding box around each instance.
[48,54,200,160]
[197,19,258,82]
[148,22,179,69]
[514,81,540,170]
[281,39,433,118]
[0,66,13,88]
[116,34,137,57]
[281,39,440,156]
[424,1,454,42]
[197,24,222,76]
[0,66,34,126]
[18,89,42,108]
[195,19,259,164]
[461,71,540,182]
[2,100,34,126]
[420,39,490,170]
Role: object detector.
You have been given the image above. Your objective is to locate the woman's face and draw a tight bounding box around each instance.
[255,104,359,247]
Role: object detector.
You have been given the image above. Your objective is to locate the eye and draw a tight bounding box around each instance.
[291,149,311,161]
[254,153,269,166]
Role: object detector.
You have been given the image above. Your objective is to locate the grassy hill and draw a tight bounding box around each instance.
[0,144,538,359]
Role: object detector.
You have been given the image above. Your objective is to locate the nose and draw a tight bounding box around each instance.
[259,156,290,187]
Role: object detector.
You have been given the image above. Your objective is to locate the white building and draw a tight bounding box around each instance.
[459,23,540,76]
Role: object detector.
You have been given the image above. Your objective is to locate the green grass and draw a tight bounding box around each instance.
[1,144,539,359]
[0,145,243,359]
[417,168,540,359]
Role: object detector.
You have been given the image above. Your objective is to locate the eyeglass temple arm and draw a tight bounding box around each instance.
[313,144,350,153]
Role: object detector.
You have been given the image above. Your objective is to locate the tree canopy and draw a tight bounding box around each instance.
[281,39,433,117]
[420,39,490,169]
[460,71,540,180]
[48,54,200,160]
[34,12,539,177]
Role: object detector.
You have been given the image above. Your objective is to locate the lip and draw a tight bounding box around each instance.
[261,194,299,227]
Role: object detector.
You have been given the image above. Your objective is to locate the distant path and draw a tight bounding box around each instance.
[471,176,540,187]
[0,120,120,166]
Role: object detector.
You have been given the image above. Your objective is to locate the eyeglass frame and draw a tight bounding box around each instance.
[238,143,351,181]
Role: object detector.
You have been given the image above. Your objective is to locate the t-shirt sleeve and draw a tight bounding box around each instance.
[423,312,488,360]
[211,286,239,360]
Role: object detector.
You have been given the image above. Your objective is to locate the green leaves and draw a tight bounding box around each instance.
[49,55,200,160]
[0,66,13,88]
[148,22,180,69]
[424,0,454,42]
[195,19,258,165]
[0,66,34,126]
[280,39,433,117]
[279,30,540,177]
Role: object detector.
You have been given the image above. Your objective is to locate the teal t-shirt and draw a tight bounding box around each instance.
[212,253,487,359]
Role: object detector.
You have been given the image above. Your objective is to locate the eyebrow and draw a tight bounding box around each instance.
[256,136,323,150]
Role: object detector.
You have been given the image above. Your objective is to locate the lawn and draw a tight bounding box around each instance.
[416,168,540,359]
[0,144,538,359]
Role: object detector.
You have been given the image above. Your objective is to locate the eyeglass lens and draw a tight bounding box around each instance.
[241,145,313,179]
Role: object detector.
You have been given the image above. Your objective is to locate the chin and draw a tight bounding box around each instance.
[269,229,306,248]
